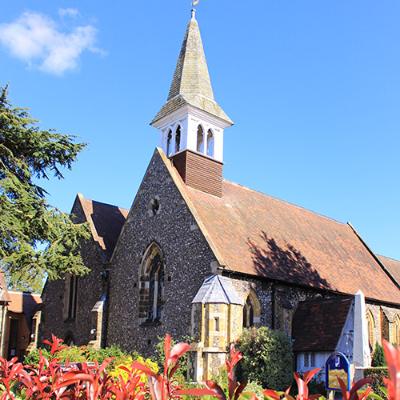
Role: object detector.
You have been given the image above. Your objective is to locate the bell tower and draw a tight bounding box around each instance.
[151,9,233,197]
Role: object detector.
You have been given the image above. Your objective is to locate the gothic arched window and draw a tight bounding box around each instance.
[207,129,214,157]
[139,243,165,322]
[175,125,181,153]
[243,290,261,328]
[166,130,172,156]
[394,315,400,345]
[381,309,390,342]
[197,125,204,153]
[367,310,375,351]
[63,274,78,321]
[243,297,254,328]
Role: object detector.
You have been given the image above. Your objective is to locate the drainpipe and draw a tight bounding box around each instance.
[271,284,276,330]
[0,304,7,357]
[101,265,111,348]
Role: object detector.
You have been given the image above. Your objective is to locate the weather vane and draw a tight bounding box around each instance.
[191,0,200,18]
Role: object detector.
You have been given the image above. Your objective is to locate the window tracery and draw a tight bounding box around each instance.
[242,290,261,328]
[139,243,165,322]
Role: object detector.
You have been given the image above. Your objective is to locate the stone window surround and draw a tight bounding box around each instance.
[243,289,261,328]
[161,119,218,160]
[196,124,214,158]
[138,242,165,325]
[366,309,375,349]
[63,274,78,322]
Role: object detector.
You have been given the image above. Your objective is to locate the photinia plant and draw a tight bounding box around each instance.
[337,377,372,400]
[131,334,215,400]
[205,344,247,400]
[264,368,321,400]
[0,356,29,399]
[383,340,400,400]
[43,334,68,355]
[2,334,395,400]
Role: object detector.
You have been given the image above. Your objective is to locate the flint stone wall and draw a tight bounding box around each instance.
[106,151,216,355]
[40,198,105,346]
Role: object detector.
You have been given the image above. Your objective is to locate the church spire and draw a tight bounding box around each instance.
[151,10,232,197]
[151,12,232,126]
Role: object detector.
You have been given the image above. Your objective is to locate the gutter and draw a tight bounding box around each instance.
[219,267,400,309]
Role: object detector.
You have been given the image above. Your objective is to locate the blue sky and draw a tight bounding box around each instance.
[1,0,399,260]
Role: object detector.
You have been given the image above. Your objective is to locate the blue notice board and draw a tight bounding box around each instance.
[325,352,351,391]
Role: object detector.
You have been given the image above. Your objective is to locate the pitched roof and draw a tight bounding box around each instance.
[155,148,400,306]
[192,275,244,305]
[7,291,42,316]
[151,13,232,125]
[292,297,353,352]
[76,194,129,259]
[378,255,400,287]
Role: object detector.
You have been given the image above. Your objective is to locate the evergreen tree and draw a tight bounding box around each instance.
[371,343,386,367]
[0,85,90,292]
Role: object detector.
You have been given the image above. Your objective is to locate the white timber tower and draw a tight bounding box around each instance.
[150,9,233,163]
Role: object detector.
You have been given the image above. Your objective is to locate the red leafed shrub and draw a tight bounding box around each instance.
[0,334,214,400]
[383,340,400,400]
[263,368,321,400]
[204,344,248,400]
[1,334,399,400]
[336,377,372,400]
[132,334,215,400]
[263,369,374,400]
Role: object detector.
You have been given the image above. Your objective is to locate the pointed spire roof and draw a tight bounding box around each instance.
[151,12,233,126]
[192,275,243,305]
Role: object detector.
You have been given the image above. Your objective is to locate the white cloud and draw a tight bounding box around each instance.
[58,8,80,18]
[0,11,100,75]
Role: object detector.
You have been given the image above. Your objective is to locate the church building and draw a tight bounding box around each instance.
[41,9,400,382]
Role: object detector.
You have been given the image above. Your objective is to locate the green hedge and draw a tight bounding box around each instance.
[364,367,388,397]
[24,345,138,369]
[236,327,293,391]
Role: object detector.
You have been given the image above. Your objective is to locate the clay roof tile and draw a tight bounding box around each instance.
[77,195,128,260]
[157,148,400,305]
[292,297,353,352]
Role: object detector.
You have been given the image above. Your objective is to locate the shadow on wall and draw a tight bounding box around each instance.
[247,231,331,290]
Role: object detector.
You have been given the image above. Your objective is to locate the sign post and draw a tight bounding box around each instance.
[325,352,351,396]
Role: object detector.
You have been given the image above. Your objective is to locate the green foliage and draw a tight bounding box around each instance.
[244,380,265,399]
[363,367,389,398]
[305,378,325,396]
[371,343,387,367]
[0,85,90,291]
[236,327,294,391]
[24,344,139,370]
